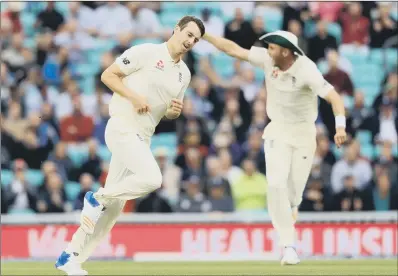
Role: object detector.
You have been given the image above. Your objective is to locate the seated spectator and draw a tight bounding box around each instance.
[28,112,59,147]
[308,20,338,63]
[60,96,94,143]
[300,176,332,212]
[365,171,398,211]
[241,129,266,174]
[323,50,354,96]
[339,3,370,55]
[332,174,372,211]
[231,158,267,211]
[204,156,232,196]
[1,2,24,33]
[39,160,58,192]
[4,159,38,213]
[3,101,28,141]
[177,176,211,213]
[48,142,74,182]
[190,77,221,120]
[315,134,336,166]
[247,15,267,48]
[308,2,344,22]
[309,158,332,190]
[287,19,308,54]
[74,173,95,210]
[35,2,65,32]
[154,147,182,206]
[375,99,398,146]
[37,171,67,213]
[374,141,398,187]
[221,2,255,21]
[178,147,205,182]
[349,91,375,134]
[281,2,308,31]
[331,140,372,193]
[372,74,397,116]
[249,98,268,133]
[208,181,235,213]
[136,191,173,213]
[210,123,243,166]
[218,148,243,186]
[93,104,110,145]
[370,2,397,48]
[128,2,164,40]
[79,139,102,180]
[193,8,224,56]
[224,8,255,50]
[40,103,60,137]
[94,2,134,40]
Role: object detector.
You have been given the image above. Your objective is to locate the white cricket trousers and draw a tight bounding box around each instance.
[263,137,316,247]
[65,117,162,262]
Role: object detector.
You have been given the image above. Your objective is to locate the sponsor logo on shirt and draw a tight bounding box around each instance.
[292,76,296,87]
[271,68,279,79]
[156,60,164,71]
[178,72,182,83]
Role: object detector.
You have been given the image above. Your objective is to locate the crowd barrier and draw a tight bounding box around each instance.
[2,211,397,261]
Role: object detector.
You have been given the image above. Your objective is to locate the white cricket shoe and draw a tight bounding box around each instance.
[55,251,88,275]
[80,191,104,234]
[292,206,298,223]
[281,247,300,266]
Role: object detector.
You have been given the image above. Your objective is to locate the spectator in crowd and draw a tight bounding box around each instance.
[308,20,338,63]
[74,173,95,210]
[136,190,173,213]
[190,77,222,120]
[300,176,332,212]
[94,2,134,40]
[59,95,94,143]
[177,176,211,213]
[231,158,267,212]
[218,148,243,186]
[331,140,373,194]
[339,3,370,54]
[4,159,38,213]
[248,97,268,134]
[224,8,255,50]
[373,72,397,115]
[39,160,58,189]
[204,156,232,196]
[127,2,164,40]
[67,1,97,37]
[349,91,375,135]
[40,102,60,136]
[48,142,74,182]
[365,171,398,211]
[208,180,235,213]
[3,101,28,141]
[79,139,102,180]
[37,171,67,213]
[247,15,267,48]
[315,133,337,167]
[28,112,59,147]
[332,174,372,211]
[375,99,398,145]
[308,2,344,22]
[35,2,65,33]
[374,141,398,187]
[240,129,266,174]
[323,50,354,96]
[93,104,110,145]
[1,2,24,34]
[287,19,308,54]
[370,2,397,48]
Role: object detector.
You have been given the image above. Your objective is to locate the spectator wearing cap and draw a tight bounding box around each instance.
[177,176,211,213]
[308,20,338,63]
[208,179,235,213]
[332,174,372,211]
[363,171,398,211]
[370,2,397,48]
[231,158,267,212]
[300,176,332,212]
[154,147,182,206]
[3,159,38,213]
[331,140,373,194]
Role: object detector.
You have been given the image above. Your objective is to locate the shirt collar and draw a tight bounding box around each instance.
[163,42,181,66]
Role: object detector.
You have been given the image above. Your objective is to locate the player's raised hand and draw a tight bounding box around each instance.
[131,95,150,114]
[170,98,183,114]
[334,127,347,148]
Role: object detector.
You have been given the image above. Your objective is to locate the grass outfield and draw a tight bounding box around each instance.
[1,260,397,275]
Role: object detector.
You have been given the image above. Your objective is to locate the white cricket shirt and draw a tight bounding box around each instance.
[248,46,334,146]
[109,43,191,139]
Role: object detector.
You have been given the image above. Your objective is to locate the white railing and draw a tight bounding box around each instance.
[2,211,397,224]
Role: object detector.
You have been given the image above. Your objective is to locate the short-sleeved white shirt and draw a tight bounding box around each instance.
[248,46,334,146]
[109,43,191,139]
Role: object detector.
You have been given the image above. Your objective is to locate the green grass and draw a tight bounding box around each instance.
[1,260,397,275]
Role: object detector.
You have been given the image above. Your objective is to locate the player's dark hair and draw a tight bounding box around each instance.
[177,16,205,37]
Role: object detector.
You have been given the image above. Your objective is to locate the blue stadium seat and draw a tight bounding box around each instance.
[20,12,36,37]
[356,130,372,145]
[386,48,398,69]
[98,145,112,162]
[369,49,383,65]
[211,52,235,78]
[1,170,14,187]
[8,208,35,215]
[55,2,70,17]
[332,144,344,159]
[96,39,118,52]
[65,181,82,202]
[254,67,265,83]
[360,85,380,98]
[25,169,44,187]
[78,76,95,94]
[360,144,375,160]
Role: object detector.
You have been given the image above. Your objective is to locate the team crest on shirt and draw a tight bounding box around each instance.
[271,68,279,79]
[156,60,164,71]
[292,76,296,87]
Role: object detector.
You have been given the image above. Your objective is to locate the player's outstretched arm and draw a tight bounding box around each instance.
[203,33,249,61]
[101,64,150,114]
[324,89,347,148]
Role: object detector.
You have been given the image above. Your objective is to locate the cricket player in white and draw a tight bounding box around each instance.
[203,31,347,265]
[55,16,205,275]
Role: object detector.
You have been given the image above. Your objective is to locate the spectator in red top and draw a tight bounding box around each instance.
[339,3,370,55]
[309,2,344,22]
[60,95,94,143]
[1,2,24,34]
[324,50,354,96]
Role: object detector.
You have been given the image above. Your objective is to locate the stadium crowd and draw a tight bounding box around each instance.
[1,2,397,215]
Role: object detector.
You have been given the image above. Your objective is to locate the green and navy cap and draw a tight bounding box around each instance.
[259,30,304,56]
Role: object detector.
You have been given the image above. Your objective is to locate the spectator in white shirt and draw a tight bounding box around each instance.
[377,99,398,145]
[127,2,163,39]
[94,2,134,40]
[331,140,373,193]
